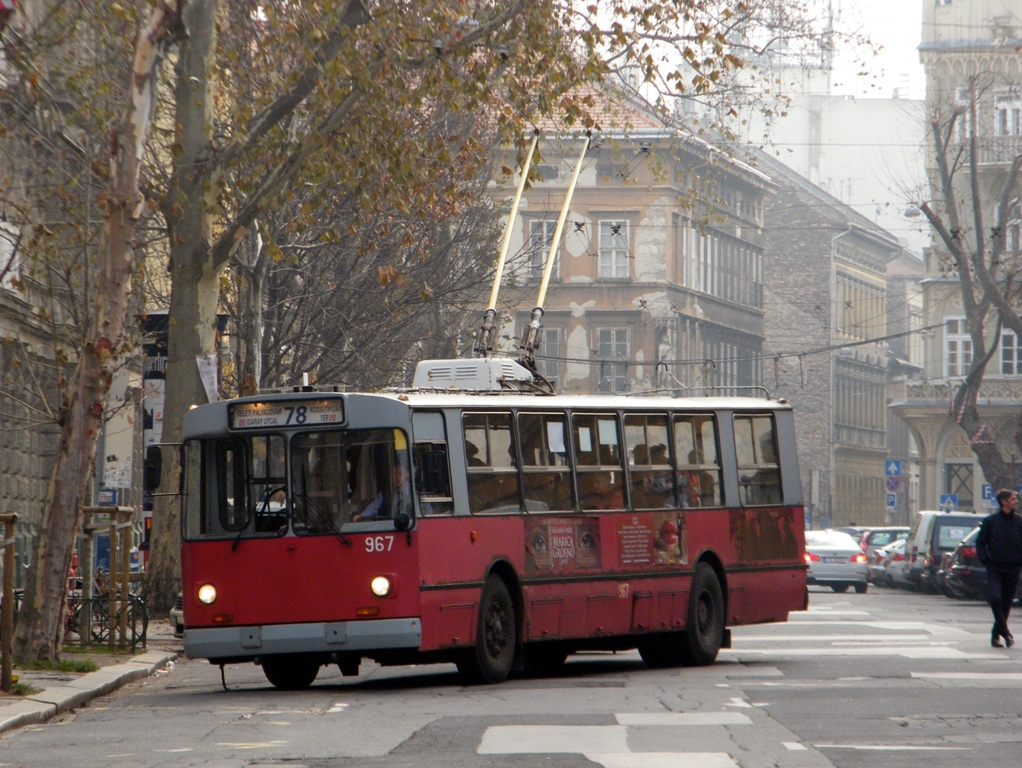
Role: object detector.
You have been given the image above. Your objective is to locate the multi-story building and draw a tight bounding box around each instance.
[889,0,1022,513]
[755,151,902,528]
[491,103,774,400]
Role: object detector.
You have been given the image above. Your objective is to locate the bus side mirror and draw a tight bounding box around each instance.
[421,450,449,496]
[144,446,162,491]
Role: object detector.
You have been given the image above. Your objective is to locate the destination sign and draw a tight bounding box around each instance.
[230,400,344,430]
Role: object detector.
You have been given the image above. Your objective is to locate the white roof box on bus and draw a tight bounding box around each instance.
[412,358,534,391]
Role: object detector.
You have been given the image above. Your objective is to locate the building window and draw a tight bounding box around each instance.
[1002,331,1022,375]
[529,220,558,281]
[536,327,562,383]
[955,88,975,142]
[945,318,972,377]
[996,94,1022,136]
[597,327,629,392]
[946,463,974,510]
[598,220,630,279]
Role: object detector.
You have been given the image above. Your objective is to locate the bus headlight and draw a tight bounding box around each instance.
[370,576,391,597]
[197,583,218,605]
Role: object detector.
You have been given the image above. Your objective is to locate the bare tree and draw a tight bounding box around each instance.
[919,73,1022,491]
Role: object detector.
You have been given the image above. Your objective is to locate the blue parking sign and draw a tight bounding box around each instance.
[886,493,897,508]
[982,484,997,508]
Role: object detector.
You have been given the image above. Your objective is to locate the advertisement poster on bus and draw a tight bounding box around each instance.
[615,512,688,567]
[729,508,799,563]
[525,517,601,573]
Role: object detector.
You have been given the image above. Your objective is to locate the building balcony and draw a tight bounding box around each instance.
[890,376,1022,407]
[964,135,1022,165]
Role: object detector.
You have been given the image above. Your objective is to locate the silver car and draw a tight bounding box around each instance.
[169,592,184,638]
[805,530,869,593]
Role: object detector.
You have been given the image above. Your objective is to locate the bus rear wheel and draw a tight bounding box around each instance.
[262,656,320,690]
[678,562,725,667]
[458,577,516,684]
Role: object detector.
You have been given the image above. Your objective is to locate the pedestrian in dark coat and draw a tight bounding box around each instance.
[976,489,1022,647]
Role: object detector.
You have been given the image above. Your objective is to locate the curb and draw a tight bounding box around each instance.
[0,651,178,736]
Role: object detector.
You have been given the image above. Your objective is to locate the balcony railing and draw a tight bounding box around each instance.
[962,135,1022,165]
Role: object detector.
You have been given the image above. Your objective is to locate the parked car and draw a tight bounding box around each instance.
[867,539,899,584]
[904,510,984,592]
[859,527,910,560]
[935,550,955,596]
[834,526,869,545]
[170,592,184,638]
[805,530,869,593]
[882,539,913,589]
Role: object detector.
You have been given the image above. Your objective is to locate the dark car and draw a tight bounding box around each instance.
[945,527,1022,602]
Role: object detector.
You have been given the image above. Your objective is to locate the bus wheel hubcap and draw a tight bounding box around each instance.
[486,605,507,656]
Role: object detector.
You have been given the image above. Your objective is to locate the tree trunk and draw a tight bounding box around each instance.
[13,5,181,661]
[145,0,218,613]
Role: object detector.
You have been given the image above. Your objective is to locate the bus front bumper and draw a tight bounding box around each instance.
[184,617,421,660]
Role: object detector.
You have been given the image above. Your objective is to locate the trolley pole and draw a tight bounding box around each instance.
[1,513,18,693]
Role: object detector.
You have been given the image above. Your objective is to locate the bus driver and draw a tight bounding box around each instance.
[355,463,412,521]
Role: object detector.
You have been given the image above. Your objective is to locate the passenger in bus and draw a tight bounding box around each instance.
[680,450,716,508]
[355,463,412,521]
[465,442,486,467]
[581,471,624,510]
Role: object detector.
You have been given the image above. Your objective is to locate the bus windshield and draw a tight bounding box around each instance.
[291,428,411,532]
[182,428,412,540]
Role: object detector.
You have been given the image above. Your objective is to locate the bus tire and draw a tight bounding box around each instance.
[262,656,320,690]
[679,562,725,667]
[458,577,516,684]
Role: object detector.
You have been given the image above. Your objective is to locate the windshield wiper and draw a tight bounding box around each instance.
[302,493,352,547]
[296,464,351,546]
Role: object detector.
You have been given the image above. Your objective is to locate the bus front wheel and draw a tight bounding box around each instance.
[262,656,320,690]
[678,562,725,667]
[458,577,516,684]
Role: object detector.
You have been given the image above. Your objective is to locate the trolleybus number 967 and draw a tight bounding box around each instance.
[366,535,395,553]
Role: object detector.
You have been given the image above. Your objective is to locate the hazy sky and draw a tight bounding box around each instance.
[832,0,926,100]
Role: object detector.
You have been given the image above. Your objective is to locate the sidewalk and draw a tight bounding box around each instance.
[0,619,180,736]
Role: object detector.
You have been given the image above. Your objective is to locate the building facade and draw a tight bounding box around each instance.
[890,0,1022,513]
[756,152,902,528]
[491,115,774,400]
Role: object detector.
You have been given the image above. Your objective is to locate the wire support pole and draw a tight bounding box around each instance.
[520,131,591,362]
[476,129,540,358]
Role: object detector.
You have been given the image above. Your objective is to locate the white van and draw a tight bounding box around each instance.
[903,510,984,591]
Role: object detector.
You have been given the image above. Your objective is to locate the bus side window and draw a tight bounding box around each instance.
[625,414,675,509]
[673,414,721,508]
[519,413,573,513]
[414,442,453,516]
[574,414,625,510]
[464,413,522,514]
[734,414,781,506]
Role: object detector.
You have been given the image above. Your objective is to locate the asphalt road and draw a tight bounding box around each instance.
[2,584,1020,768]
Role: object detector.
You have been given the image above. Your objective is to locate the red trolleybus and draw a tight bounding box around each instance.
[170,359,806,689]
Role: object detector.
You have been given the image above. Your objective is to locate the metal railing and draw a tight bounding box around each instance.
[63,592,148,651]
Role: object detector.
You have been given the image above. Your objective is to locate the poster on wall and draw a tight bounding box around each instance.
[525,517,601,574]
[140,311,169,527]
[615,512,687,567]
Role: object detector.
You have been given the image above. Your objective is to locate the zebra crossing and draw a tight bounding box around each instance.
[473,598,1017,766]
